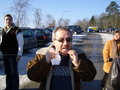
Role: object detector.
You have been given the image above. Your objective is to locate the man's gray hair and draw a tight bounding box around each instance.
[52,26,72,41]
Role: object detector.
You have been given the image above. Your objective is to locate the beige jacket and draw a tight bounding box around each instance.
[103,39,120,73]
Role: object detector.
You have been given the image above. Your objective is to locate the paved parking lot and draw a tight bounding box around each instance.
[0,33,113,90]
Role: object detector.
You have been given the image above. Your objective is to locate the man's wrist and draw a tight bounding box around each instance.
[74,60,80,67]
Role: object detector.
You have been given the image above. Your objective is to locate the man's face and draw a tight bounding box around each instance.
[4,16,13,27]
[114,33,120,41]
[53,29,72,56]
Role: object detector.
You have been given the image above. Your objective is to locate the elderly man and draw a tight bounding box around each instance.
[27,26,96,90]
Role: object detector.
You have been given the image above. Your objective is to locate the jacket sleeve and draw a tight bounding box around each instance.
[27,54,51,82]
[16,32,24,56]
[104,57,120,90]
[73,53,97,81]
[103,40,111,62]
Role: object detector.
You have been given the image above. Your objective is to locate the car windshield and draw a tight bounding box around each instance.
[22,29,34,38]
[33,29,44,36]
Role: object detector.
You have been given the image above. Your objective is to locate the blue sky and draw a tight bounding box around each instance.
[0,0,120,27]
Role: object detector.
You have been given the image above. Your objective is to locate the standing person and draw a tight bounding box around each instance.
[27,26,96,90]
[102,30,120,88]
[0,14,24,90]
[104,56,120,90]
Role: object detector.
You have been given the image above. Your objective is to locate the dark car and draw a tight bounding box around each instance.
[45,27,54,32]
[21,28,38,51]
[67,25,83,34]
[43,28,52,40]
[31,28,52,46]
[0,28,38,61]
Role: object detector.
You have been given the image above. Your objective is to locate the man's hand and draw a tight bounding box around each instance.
[45,48,57,64]
[68,50,79,67]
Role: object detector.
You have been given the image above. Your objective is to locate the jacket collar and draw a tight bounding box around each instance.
[3,23,15,33]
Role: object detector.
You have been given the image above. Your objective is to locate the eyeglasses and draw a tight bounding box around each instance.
[55,38,72,43]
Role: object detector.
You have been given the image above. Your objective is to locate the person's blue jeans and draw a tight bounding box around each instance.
[3,54,19,90]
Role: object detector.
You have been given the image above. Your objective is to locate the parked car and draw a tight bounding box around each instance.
[0,28,38,61]
[43,28,52,40]
[45,27,54,32]
[67,25,83,34]
[31,28,52,46]
[21,28,38,51]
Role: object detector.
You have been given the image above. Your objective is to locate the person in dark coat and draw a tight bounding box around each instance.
[27,26,96,90]
[0,14,24,90]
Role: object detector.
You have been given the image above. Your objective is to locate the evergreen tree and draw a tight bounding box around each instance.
[89,16,96,26]
[106,1,120,15]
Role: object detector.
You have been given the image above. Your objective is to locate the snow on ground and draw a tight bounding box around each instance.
[0,33,114,89]
[0,75,39,89]
[98,33,113,44]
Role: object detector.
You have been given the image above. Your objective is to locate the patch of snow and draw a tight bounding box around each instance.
[98,33,113,44]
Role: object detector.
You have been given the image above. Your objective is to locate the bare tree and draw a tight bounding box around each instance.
[45,14,56,27]
[11,0,30,27]
[63,18,70,26]
[57,18,70,26]
[58,18,63,26]
[34,8,42,28]
[75,19,89,30]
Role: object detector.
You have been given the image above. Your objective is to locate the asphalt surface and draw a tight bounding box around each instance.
[78,33,104,90]
[0,33,104,90]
